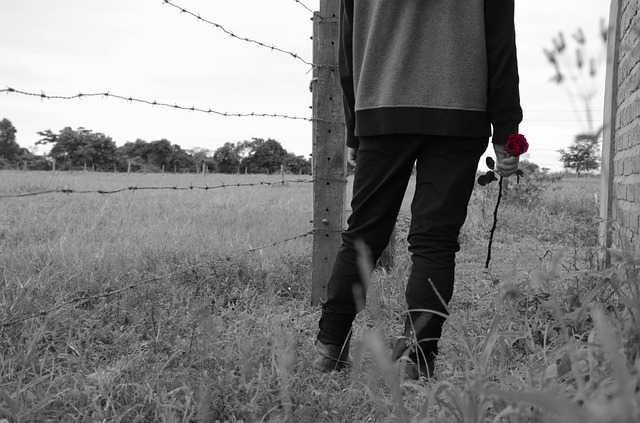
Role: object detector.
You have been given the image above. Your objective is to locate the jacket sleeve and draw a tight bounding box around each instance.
[339,0,358,149]
[485,0,523,145]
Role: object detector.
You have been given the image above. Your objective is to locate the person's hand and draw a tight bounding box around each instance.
[492,143,520,177]
[348,147,358,167]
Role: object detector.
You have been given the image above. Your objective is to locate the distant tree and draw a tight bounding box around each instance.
[0,118,21,162]
[28,126,304,174]
[241,138,288,174]
[0,119,44,169]
[189,147,216,173]
[37,127,117,170]
[284,153,311,175]
[558,132,601,176]
[168,143,195,172]
[116,139,147,171]
[145,139,173,169]
[81,132,118,169]
[36,129,58,145]
[213,143,240,173]
[234,140,254,167]
[116,139,195,172]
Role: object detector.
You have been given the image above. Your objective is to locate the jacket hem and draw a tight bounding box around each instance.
[355,107,492,139]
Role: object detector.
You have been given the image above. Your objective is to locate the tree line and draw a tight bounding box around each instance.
[1,116,601,176]
[0,118,311,174]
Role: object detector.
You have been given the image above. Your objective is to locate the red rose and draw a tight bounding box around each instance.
[505,133,529,157]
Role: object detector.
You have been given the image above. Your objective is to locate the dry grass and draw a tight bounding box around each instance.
[0,170,638,422]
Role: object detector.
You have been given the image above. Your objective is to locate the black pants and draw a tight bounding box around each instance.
[317,134,489,356]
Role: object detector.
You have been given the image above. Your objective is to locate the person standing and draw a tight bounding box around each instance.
[313,0,523,379]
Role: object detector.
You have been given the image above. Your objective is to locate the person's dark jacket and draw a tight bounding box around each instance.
[339,0,523,148]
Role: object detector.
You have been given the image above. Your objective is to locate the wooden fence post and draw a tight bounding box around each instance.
[311,0,347,305]
[599,0,622,270]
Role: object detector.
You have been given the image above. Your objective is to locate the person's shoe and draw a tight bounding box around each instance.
[312,339,352,373]
[401,353,436,380]
[391,337,436,380]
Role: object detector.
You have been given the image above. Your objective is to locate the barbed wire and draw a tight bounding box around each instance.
[4,86,589,128]
[292,0,315,14]
[246,230,314,253]
[0,87,316,122]
[162,0,332,70]
[0,179,318,199]
[0,229,327,329]
[1,87,342,125]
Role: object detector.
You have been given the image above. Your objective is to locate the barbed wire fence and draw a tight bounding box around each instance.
[0,229,342,329]
[0,0,338,122]
[0,87,314,122]
[0,87,339,125]
[161,0,322,69]
[0,0,350,328]
[292,0,315,14]
[0,178,315,199]
[0,171,349,329]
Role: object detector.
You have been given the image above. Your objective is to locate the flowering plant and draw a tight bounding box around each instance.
[505,133,529,157]
[478,133,528,269]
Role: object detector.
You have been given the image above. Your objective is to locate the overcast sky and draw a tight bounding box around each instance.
[0,0,610,171]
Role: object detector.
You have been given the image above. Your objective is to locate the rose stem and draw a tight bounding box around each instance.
[485,176,504,269]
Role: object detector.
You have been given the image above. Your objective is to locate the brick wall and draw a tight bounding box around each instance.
[609,0,640,254]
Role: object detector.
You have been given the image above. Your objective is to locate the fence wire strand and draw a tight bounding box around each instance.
[0,179,320,199]
[1,87,315,122]
[293,0,315,14]
[162,0,332,70]
[0,229,331,329]
[2,87,343,125]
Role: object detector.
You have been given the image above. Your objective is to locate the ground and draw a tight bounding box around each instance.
[0,171,638,422]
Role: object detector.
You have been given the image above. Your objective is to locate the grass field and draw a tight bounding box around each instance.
[1,170,638,422]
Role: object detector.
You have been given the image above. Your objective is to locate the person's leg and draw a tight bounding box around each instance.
[404,135,489,367]
[317,134,421,348]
